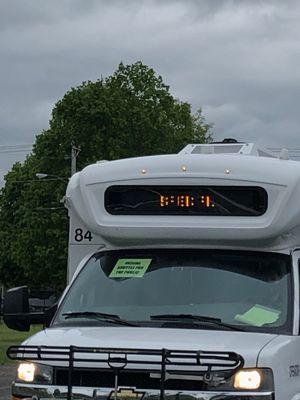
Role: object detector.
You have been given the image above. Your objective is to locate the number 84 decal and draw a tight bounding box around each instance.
[74,228,93,242]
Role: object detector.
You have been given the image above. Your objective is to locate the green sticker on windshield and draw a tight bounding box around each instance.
[109,259,152,278]
[235,305,280,327]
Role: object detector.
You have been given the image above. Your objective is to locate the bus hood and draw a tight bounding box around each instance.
[24,326,277,367]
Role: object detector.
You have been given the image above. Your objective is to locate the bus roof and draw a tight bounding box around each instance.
[66,144,300,252]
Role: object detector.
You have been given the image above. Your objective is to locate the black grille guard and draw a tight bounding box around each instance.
[7,345,244,400]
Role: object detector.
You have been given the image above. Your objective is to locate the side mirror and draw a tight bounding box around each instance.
[3,286,57,331]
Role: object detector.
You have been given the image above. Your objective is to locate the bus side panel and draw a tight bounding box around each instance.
[68,210,104,282]
[258,335,300,399]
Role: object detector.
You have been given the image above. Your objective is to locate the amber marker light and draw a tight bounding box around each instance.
[234,369,262,390]
[17,363,35,382]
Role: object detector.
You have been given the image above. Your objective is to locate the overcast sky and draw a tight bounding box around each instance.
[1,0,300,184]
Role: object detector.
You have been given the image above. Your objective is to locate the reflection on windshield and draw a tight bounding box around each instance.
[55,249,292,334]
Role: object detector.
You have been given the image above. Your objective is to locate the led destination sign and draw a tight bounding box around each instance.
[105,186,268,216]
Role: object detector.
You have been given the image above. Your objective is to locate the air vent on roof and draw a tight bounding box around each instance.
[213,138,240,144]
[179,143,279,158]
[191,145,243,154]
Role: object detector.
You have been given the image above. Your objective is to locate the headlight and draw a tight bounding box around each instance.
[17,363,35,382]
[206,368,273,392]
[234,369,261,390]
[16,363,53,384]
[232,368,274,391]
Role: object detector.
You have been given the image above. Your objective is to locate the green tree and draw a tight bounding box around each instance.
[0,61,212,291]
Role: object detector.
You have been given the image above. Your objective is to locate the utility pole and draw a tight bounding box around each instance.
[71,143,81,176]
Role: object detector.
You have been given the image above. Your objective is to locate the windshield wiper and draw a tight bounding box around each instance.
[62,311,138,327]
[150,313,245,331]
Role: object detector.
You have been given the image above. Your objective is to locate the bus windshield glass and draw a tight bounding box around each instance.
[55,249,292,334]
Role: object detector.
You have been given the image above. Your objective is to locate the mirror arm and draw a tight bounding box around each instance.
[4,305,57,327]
[44,303,58,327]
[4,311,45,323]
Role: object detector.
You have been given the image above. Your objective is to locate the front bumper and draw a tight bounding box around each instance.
[12,383,274,400]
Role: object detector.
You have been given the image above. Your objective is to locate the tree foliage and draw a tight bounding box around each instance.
[0,61,212,291]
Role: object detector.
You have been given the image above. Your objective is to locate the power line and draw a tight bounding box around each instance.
[0,145,32,147]
[268,148,300,152]
[0,149,32,154]
[0,143,33,154]
[0,144,33,148]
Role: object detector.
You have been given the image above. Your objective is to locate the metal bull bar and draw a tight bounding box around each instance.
[7,345,244,400]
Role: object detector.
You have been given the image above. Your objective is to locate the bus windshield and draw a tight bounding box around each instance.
[55,249,292,334]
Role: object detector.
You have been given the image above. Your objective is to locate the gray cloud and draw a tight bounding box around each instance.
[1,0,300,184]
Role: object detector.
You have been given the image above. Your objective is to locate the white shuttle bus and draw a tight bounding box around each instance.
[4,141,300,400]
